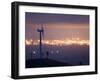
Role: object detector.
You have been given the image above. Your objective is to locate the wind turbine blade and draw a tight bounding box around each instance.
[42,26,44,40]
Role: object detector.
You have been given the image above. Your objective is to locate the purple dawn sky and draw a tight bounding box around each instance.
[25,12,89,40]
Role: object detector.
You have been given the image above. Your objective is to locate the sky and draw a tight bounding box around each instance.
[25,12,89,40]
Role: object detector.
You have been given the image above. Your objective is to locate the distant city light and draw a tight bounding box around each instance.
[51,51,54,54]
[25,38,89,46]
[56,50,59,54]
[33,51,36,54]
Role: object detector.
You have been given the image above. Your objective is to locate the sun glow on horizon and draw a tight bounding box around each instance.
[25,38,89,46]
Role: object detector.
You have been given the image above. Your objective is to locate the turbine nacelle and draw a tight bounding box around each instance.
[37,28,44,32]
[37,25,44,40]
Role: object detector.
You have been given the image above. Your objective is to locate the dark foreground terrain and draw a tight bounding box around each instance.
[26,44,89,68]
[26,58,72,68]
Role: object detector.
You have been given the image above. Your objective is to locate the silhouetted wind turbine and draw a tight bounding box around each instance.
[37,24,44,59]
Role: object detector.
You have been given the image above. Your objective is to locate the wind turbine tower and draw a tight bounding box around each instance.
[37,24,44,59]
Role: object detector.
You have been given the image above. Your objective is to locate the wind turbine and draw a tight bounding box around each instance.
[37,24,44,59]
